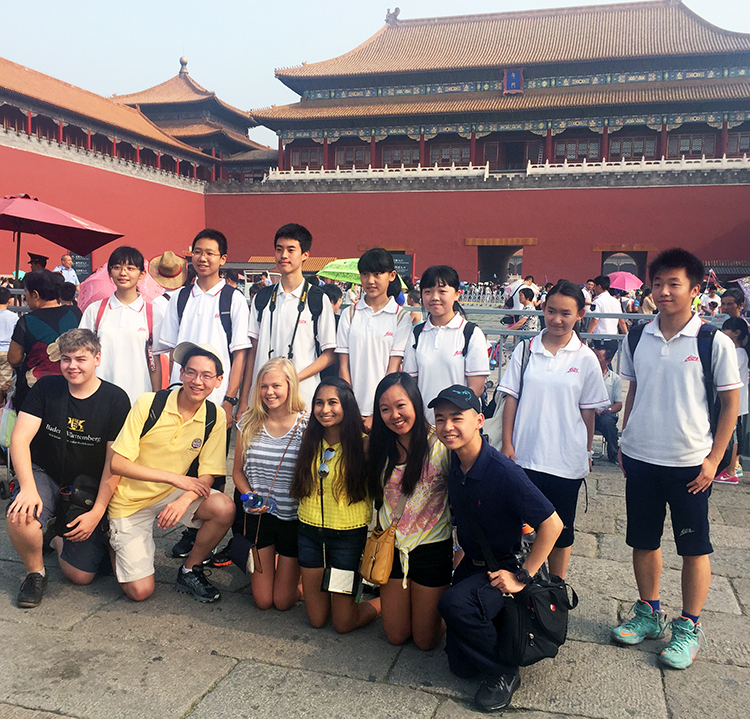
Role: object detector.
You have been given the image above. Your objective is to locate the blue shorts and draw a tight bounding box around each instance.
[297,522,367,571]
[6,467,110,574]
[622,454,712,556]
[524,469,582,548]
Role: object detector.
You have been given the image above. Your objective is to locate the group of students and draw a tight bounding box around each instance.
[3,228,747,712]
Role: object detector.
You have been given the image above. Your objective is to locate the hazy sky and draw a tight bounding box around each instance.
[4,0,750,147]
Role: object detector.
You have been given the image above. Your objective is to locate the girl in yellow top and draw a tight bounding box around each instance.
[290,377,380,632]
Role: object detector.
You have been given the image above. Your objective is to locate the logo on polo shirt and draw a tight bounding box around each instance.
[454,350,463,356]
[191,438,203,449]
[214,313,220,319]
[384,331,394,338]
[567,367,579,374]
[684,355,700,363]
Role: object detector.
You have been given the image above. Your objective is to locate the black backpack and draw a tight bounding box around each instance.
[176,284,234,352]
[254,280,326,356]
[140,388,217,478]
[412,320,477,356]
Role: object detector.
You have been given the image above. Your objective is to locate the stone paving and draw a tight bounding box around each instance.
[0,459,748,719]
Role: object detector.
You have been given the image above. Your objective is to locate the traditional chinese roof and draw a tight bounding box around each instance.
[157,120,269,153]
[223,148,278,165]
[0,55,209,158]
[254,77,750,126]
[114,58,256,127]
[276,1,750,93]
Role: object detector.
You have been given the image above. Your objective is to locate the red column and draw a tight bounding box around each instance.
[470,131,477,165]
[86,130,91,150]
[58,120,63,143]
[370,136,377,167]
[26,111,32,135]
[135,145,140,164]
[323,137,329,170]
[720,121,728,156]
[661,123,668,159]
[192,163,196,179]
[157,151,161,170]
[211,149,216,181]
[175,158,180,175]
[419,133,426,165]
[601,126,609,160]
[545,128,552,162]
[112,137,117,157]
[277,138,284,170]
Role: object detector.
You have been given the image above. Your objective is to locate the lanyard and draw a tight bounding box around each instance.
[268,279,309,361]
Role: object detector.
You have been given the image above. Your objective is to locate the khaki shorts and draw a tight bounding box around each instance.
[108,489,219,583]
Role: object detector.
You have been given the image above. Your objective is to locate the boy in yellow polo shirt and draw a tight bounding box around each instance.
[108,342,235,603]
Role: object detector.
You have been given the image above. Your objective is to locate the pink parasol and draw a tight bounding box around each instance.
[78,260,166,312]
[608,271,644,292]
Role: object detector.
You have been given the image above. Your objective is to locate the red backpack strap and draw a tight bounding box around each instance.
[94,298,108,334]
[145,301,154,344]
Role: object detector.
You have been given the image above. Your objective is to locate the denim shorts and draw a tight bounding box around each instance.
[524,469,583,548]
[6,467,109,574]
[622,454,712,556]
[297,522,367,570]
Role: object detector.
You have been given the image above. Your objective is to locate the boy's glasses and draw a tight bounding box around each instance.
[318,447,336,479]
[183,368,217,382]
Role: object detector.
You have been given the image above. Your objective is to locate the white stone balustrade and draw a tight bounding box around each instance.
[264,162,491,182]
[526,154,750,175]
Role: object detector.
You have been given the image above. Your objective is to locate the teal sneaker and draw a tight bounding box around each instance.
[659,617,706,669]
[611,600,668,645]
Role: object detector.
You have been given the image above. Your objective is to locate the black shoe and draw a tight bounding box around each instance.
[175,565,221,603]
[474,672,521,712]
[17,571,48,608]
[171,527,198,558]
[208,542,233,568]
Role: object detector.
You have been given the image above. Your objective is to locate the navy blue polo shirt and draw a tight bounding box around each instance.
[448,439,555,563]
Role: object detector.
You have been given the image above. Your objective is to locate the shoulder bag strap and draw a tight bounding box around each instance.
[94,299,108,334]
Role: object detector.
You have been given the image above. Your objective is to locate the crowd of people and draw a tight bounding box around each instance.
[1,226,748,712]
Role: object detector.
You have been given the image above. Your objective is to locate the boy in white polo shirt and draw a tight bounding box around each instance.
[586,275,627,336]
[612,248,741,669]
[238,223,336,413]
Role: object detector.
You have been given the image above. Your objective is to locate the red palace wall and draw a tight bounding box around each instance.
[207,184,750,282]
[0,145,206,274]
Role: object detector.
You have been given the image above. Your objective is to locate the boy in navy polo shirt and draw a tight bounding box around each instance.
[432,385,562,713]
[612,248,741,669]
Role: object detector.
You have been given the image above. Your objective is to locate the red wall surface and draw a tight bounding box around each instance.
[206,184,750,283]
[0,145,206,275]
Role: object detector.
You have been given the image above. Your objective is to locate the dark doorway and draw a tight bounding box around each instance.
[503,142,526,170]
[477,245,523,283]
[601,251,648,282]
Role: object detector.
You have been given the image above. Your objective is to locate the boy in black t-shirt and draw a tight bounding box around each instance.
[6,329,130,608]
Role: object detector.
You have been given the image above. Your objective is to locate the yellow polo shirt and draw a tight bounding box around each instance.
[108,390,227,519]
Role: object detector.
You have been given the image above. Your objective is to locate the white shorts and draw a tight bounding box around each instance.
[108,489,219,583]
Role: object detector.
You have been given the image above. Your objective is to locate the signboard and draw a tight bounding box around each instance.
[390,253,413,281]
[70,252,93,282]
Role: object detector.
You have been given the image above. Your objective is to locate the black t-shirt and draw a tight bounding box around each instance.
[447,439,555,564]
[22,375,130,487]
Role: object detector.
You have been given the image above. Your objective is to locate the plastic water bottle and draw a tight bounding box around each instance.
[240,492,276,514]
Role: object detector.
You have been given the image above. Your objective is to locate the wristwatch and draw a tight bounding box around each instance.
[515,567,533,585]
[224,396,239,406]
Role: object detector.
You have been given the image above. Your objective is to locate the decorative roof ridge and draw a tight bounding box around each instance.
[117,106,216,158]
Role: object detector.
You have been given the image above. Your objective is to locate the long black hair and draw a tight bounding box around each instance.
[368,373,431,501]
[420,264,466,318]
[358,247,401,299]
[290,378,368,504]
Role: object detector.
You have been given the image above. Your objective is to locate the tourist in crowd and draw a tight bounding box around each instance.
[368,373,452,650]
[240,223,336,414]
[499,280,609,579]
[6,329,130,608]
[638,287,657,314]
[0,286,19,401]
[507,287,540,333]
[581,278,596,307]
[8,270,80,411]
[403,265,490,424]
[80,246,163,405]
[592,343,623,464]
[406,289,423,325]
[587,275,628,336]
[320,283,343,380]
[336,247,411,429]
[612,248,740,669]
[699,284,719,315]
[290,377,380,633]
[52,254,80,287]
[232,358,308,610]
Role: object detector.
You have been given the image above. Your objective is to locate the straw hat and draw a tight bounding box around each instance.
[148,251,188,289]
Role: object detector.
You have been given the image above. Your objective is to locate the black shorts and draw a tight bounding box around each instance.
[524,469,583,548]
[242,513,299,558]
[389,538,453,588]
[622,454,712,556]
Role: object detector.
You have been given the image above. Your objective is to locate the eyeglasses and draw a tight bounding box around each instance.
[183,368,217,382]
[318,446,336,478]
[192,249,222,259]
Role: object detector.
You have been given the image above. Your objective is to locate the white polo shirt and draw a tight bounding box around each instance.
[80,295,165,406]
[249,280,336,409]
[620,313,742,467]
[498,331,609,479]
[589,291,621,334]
[402,313,490,424]
[156,279,251,405]
[336,297,412,416]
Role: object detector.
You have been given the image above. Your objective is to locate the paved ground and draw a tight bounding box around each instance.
[0,456,748,719]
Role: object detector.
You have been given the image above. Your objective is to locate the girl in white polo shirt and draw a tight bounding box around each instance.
[499,280,609,579]
[337,248,412,429]
[80,246,163,405]
[403,265,490,424]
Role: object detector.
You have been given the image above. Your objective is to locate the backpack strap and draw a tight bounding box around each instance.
[462,321,477,357]
[307,283,325,357]
[145,301,153,344]
[697,323,719,434]
[140,389,171,438]
[627,321,647,359]
[254,283,275,323]
[94,298,108,334]
[176,286,191,324]
[349,303,356,321]
[412,321,426,349]
[218,284,234,358]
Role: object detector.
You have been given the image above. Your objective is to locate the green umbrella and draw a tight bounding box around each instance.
[318,258,407,288]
